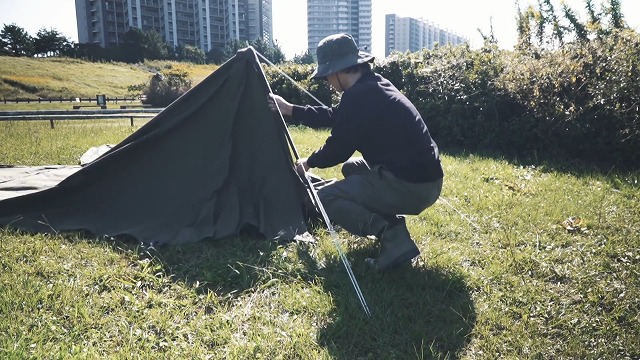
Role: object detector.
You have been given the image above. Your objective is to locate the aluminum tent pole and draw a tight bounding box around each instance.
[253,49,371,317]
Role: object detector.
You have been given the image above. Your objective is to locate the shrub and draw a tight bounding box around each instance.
[142,70,192,107]
[499,29,640,167]
[263,63,336,109]
[267,33,639,169]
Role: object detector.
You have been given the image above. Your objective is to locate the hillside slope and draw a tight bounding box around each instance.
[0,56,219,99]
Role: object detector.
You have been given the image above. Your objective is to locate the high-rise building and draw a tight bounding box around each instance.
[307,0,372,58]
[75,0,273,54]
[385,14,468,57]
[76,0,128,48]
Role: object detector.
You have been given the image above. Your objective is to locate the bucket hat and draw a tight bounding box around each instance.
[311,33,374,79]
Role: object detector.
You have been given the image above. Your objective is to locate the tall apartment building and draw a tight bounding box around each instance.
[75,0,273,54]
[307,0,372,58]
[385,14,468,57]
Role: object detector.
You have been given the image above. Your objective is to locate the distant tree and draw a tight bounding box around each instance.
[206,46,226,64]
[0,36,6,55]
[250,38,286,64]
[33,28,72,57]
[0,24,33,56]
[292,50,315,65]
[143,29,169,60]
[222,39,246,61]
[219,38,285,64]
[63,42,104,61]
[121,27,146,62]
[169,44,183,60]
[181,45,206,64]
[122,28,168,63]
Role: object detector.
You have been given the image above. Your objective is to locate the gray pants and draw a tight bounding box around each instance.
[317,157,443,237]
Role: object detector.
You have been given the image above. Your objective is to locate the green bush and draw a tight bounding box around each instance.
[142,70,192,107]
[499,29,640,167]
[263,63,335,109]
[268,31,639,169]
[375,45,525,153]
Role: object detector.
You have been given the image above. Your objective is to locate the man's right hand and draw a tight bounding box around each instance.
[268,94,293,117]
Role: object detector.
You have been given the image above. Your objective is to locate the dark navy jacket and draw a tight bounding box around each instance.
[290,70,443,183]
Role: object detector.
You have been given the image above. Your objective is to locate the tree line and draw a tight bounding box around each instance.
[0,24,72,57]
[0,23,310,65]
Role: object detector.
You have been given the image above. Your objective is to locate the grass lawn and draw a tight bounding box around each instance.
[0,56,218,99]
[0,120,639,359]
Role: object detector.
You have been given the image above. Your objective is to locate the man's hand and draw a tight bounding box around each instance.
[295,158,310,177]
[268,94,293,117]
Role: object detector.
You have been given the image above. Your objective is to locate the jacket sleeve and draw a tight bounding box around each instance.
[290,104,338,128]
[306,96,361,169]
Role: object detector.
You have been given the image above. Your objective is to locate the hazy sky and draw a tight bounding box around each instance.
[1,0,639,59]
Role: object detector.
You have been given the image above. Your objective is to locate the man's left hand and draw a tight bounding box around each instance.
[295,158,310,177]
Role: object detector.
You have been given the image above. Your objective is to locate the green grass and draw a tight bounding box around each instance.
[0,120,144,165]
[1,120,639,359]
[0,56,218,99]
[0,57,150,98]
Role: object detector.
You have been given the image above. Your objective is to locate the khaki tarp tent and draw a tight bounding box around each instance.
[0,47,308,245]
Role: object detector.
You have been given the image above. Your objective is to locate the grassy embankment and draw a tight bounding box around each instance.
[0,56,638,359]
[0,56,217,106]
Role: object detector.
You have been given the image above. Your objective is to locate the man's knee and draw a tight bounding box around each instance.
[316,186,335,205]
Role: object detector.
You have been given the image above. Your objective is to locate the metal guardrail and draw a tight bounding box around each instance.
[0,109,163,128]
[1,109,163,116]
[1,96,143,104]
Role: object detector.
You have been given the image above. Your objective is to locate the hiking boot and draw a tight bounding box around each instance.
[365,219,420,271]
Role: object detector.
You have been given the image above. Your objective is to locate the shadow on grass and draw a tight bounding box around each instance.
[141,235,286,297]
[87,232,475,359]
[296,246,476,359]
[441,146,637,177]
[442,147,640,196]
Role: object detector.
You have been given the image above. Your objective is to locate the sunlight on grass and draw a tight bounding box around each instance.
[0,57,218,100]
[0,121,639,358]
[0,57,151,98]
[0,120,144,165]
